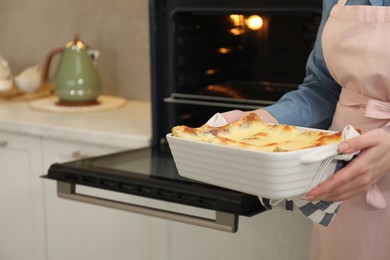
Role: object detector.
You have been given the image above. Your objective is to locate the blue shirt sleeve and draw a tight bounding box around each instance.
[264,0,341,129]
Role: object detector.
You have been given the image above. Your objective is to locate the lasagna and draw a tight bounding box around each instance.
[171,113,342,152]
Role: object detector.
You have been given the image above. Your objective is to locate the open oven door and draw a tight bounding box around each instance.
[43,144,266,233]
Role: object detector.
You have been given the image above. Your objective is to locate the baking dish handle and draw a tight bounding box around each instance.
[301,125,361,164]
[57,181,238,233]
[300,145,339,164]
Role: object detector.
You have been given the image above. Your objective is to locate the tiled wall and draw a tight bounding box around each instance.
[0,0,150,100]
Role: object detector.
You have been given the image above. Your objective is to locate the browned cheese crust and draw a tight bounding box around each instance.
[171,113,342,152]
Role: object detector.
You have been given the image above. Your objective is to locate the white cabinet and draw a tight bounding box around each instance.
[161,201,313,260]
[0,100,153,260]
[41,138,158,260]
[0,130,158,260]
[0,131,45,260]
[0,129,312,260]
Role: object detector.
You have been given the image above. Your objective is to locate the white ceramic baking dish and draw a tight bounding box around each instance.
[166,127,350,200]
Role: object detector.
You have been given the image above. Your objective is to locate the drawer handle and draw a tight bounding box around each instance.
[71,151,92,159]
[56,151,92,160]
[57,181,238,233]
[0,140,8,147]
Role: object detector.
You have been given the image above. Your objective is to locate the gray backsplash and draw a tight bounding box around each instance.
[0,0,151,101]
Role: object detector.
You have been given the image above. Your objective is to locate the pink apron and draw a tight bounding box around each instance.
[309,1,390,259]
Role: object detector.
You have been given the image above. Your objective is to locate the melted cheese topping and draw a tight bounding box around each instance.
[171,113,342,152]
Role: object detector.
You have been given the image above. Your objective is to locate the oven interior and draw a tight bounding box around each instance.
[151,0,322,146]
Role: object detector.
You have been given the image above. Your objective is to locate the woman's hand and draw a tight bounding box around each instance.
[221,110,246,123]
[306,128,390,202]
[221,109,279,124]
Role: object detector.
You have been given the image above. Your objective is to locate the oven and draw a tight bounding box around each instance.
[44,0,322,233]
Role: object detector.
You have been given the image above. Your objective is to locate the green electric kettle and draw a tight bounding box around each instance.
[43,35,101,106]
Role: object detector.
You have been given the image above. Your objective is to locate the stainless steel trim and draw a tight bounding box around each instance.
[171,93,275,105]
[164,97,265,110]
[57,181,238,233]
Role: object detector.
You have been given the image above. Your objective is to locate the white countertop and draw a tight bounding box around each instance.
[0,98,152,149]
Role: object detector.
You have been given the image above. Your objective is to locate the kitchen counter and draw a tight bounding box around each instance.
[0,98,152,149]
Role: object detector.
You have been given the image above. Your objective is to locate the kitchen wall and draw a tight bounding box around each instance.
[0,0,150,100]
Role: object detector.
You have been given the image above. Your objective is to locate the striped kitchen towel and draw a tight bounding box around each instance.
[261,160,348,227]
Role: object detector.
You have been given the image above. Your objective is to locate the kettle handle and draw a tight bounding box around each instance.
[42,47,64,83]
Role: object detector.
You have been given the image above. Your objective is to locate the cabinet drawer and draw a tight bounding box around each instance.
[42,137,125,163]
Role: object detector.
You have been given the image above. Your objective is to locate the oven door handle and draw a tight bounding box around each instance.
[57,181,238,233]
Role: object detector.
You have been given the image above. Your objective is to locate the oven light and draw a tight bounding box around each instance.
[229,14,245,35]
[230,28,245,35]
[229,14,244,26]
[218,47,232,54]
[245,15,263,30]
[205,69,217,75]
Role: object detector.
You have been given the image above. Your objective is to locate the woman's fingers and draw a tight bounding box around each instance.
[220,110,246,123]
[306,147,379,201]
[338,128,385,153]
